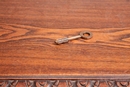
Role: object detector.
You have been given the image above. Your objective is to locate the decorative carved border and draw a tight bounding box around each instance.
[0,79,130,87]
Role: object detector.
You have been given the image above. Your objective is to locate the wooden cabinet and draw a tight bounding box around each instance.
[0,0,130,87]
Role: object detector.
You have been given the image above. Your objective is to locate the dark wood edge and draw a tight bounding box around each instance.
[0,74,130,80]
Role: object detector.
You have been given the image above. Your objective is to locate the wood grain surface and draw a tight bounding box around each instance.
[0,0,130,79]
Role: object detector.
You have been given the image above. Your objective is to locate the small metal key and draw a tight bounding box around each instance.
[55,31,92,44]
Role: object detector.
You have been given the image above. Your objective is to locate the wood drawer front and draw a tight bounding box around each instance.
[0,0,130,87]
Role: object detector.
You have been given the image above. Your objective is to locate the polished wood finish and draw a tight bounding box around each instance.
[0,0,130,80]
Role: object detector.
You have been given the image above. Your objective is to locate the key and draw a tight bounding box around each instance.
[55,31,92,44]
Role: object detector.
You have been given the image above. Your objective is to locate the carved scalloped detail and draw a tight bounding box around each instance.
[0,80,129,87]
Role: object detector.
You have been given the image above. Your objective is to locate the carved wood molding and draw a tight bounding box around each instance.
[0,79,130,87]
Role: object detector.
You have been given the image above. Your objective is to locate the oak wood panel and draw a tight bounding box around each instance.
[0,0,130,79]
